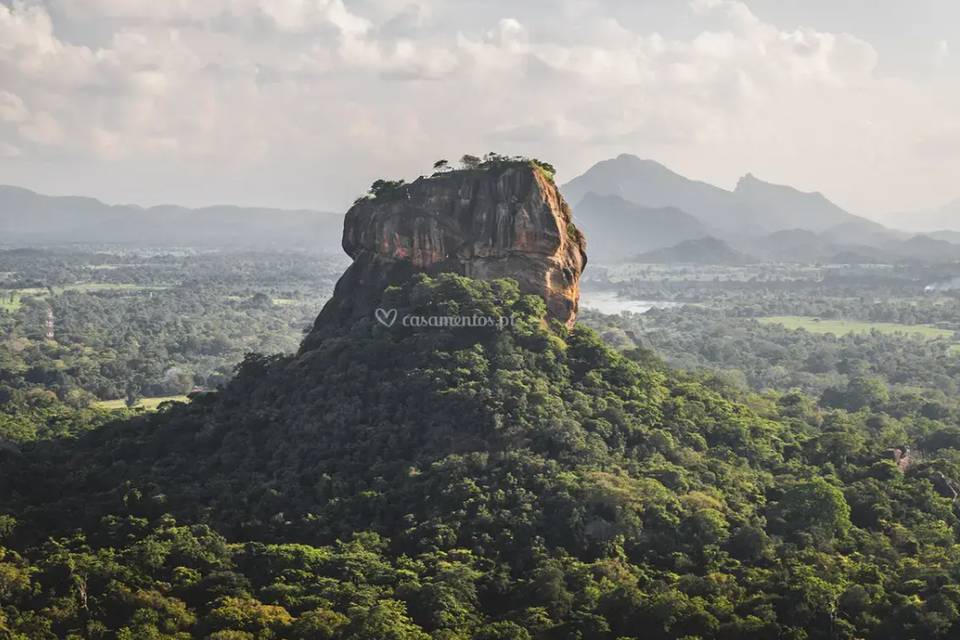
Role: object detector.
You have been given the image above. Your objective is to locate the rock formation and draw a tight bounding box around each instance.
[302,161,586,349]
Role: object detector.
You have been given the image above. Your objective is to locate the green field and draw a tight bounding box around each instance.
[67,283,166,293]
[94,395,190,411]
[2,283,167,299]
[0,284,169,314]
[0,292,21,312]
[760,316,956,340]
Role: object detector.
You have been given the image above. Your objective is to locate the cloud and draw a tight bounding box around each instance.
[0,91,28,123]
[936,40,950,65]
[17,111,63,146]
[0,141,21,158]
[915,125,960,161]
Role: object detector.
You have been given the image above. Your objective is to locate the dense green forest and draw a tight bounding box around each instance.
[4,273,960,638]
[583,305,960,397]
[589,263,960,333]
[0,250,343,431]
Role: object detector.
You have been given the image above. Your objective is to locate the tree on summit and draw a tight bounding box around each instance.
[362,179,406,202]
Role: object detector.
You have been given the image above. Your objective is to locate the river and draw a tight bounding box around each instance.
[579,290,681,315]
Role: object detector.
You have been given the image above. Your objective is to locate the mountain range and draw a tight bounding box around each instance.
[563,154,959,264]
[732,172,868,233]
[3,155,960,264]
[562,153,877,235]
[563,154,763,233]
[0,185,343,249]
[572,192,708,261]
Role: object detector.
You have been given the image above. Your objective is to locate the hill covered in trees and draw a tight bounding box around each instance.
[3,273,960,639]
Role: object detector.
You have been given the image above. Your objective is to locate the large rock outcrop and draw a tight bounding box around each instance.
[303,162,586,349]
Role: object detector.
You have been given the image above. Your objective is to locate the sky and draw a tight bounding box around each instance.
[0,0,957,219]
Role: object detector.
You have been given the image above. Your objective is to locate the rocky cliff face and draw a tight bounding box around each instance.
[302,163,586,349]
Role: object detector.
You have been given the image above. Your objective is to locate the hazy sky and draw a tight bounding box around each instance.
[1,0,957,218]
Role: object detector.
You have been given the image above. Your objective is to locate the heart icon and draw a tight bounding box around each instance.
[375,307,398,327]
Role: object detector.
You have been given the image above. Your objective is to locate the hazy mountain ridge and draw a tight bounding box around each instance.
[563,154,884,235]
[600,219,960,266]
[562,154,762,232]
[4,163,958,265]
[573,192,708,261]
[563,155,960,264]
[930,229,960,244]
[728,228,960,265]
[0,184,344,249]
[632,235,752,264]
[879,197,960,233]
[733,172,867,232]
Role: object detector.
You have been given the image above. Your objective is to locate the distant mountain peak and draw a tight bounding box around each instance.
[566,154,890,239]
[576,191,682,215]
[573,191,707,261]
[598,154,676,175]
[735,173,821,198]
[562,155,762,232]
[614,152,658,164]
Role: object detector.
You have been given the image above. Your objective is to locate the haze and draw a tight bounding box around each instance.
[1,0,957,220]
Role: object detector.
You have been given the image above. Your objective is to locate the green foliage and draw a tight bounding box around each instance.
[821,375,890,411]
[4,273,960,638]
[0,250,343,409]
[530,159,556,181]
[0,388,125,442]
[587,302,960,397]
[423,153,559,182]
[360,179,407,203]
[459,154,481,170]
[775,478,851,543]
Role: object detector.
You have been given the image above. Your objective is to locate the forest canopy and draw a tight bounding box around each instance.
[3,274,960,638]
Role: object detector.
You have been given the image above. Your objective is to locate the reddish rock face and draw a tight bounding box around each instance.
[303,163,587,348]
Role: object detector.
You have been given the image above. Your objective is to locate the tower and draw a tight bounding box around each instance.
[45,306,55,340]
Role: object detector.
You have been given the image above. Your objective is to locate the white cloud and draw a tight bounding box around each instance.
[936,40,950,65]
[17,111,63,145]
[0,91,28,123]
[0,141,21,158]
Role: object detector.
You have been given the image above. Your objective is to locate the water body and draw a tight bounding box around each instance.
[580,290,681,315]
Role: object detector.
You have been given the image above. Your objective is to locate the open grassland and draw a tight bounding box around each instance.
[93,395,190,411]
[0,293,22,313]
[67,283,168,293]
[3,283,168,299]
[0,284,169,312]
[760,316,956,340]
